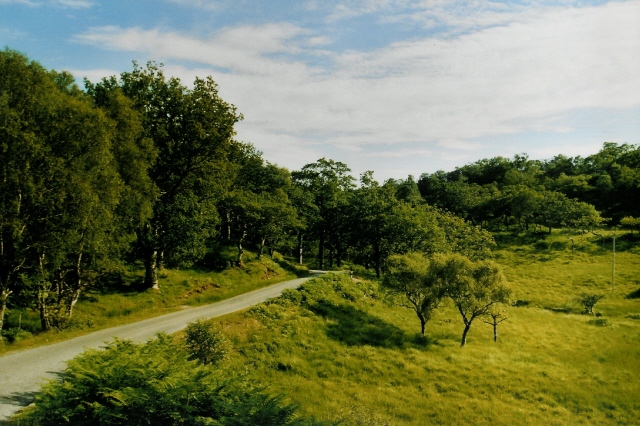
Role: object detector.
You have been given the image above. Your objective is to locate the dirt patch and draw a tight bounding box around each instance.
[182,282,221,299]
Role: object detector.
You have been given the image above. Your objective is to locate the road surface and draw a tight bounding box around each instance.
[0,274,320,421]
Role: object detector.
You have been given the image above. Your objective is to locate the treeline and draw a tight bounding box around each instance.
[417,144,640,231]
[0,50,491,335]
[0,49,634,337]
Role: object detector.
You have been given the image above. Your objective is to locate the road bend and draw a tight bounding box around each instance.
[0,273,321,421]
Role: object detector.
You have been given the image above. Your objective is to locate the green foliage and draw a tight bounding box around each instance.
[382,253,443,335]
[0,48,139,332]
[620,216,640,233]
[17,334,324,425]
[433,253,511,346]
[579,293,605,315]
[184,320,229,365]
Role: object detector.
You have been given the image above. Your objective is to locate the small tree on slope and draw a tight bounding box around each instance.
[433,253,511,346]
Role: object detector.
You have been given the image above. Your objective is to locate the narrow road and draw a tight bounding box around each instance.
[0,274,320,421]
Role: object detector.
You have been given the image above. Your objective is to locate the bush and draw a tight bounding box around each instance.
[184,320,229,365]
[579,293,605,315]
[588,318,608,327]
[16,334,325,425]
[1,328,34,344]
[534,241,550,250]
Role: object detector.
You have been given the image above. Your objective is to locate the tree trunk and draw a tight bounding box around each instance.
[329,244,334,268]
[373,245,381,278]
[38,288,51,332]
[144,248,159,290]
[318,230,325,270]
[493,322,498,342]
[236,230,247,267]
[461,323,471,346]
[0,288,10,335]
[258,236,267,260]
[67,251,84,318]
[66,287,82,319]
[297,232,304,265]
[418,314,426,336]
[157,250,164,270]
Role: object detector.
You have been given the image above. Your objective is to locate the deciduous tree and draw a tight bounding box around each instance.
[382,253,444,335]
[433,253,510,346]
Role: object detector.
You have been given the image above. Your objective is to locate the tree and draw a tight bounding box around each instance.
[382,253,444,335]
[219,145,300,265]
[620,216,640,234]
[222,190,263,267]
[393,175,423,205]
[350,173,447,277]
[288,184,318,265]
[579,293,604,315]
[291,159,355,269]
[433,253,511,346]
[481,305,508,342]
[184,320,229,365]
[429,207,495,260]
[0,50,129,331]
[89,62,243,289]
[501,185,542,230]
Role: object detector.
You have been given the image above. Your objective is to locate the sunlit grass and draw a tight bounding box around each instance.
[209,232,640,425]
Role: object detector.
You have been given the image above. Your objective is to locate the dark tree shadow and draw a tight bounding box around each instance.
[308,299,435,349]
[0,371,67,425]
[626,288,640,299]
[0,390,38,426]
[90,271,148,295]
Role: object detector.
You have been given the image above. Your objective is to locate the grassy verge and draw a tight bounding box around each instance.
[203,232,640,425]
[0,251,306,356]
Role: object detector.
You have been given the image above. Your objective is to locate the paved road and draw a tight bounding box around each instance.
[0,274,320,421]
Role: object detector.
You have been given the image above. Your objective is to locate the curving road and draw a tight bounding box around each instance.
[0,273,321,421]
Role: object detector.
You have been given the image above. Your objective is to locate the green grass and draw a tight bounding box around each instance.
[206,231,640,425]
[0,251,302,355]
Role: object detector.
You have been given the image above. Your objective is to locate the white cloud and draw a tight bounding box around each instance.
[71,1,640,177]
[0,0,37,5]
[55,0,92,7]
[0,0,93,6]
[164,0,220,10]
[74,24,316,77]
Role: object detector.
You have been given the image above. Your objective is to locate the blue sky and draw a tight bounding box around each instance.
[2,0,639,181]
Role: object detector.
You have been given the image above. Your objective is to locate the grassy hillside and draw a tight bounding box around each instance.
[210,231,640,425]
[0,249,304,355]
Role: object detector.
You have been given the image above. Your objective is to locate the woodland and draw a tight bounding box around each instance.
[2,49,640,425]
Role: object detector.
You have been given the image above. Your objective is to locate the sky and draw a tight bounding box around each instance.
[1,0,639,181]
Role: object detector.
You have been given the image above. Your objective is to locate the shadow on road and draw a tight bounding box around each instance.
[0,390,37,425]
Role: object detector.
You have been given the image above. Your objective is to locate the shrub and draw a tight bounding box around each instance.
[534,241,550,250]
[579,293,605,315]
[588,318,608,327]
[184,320,229,365]
[1,328,33,344]
[16,334,325,425]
